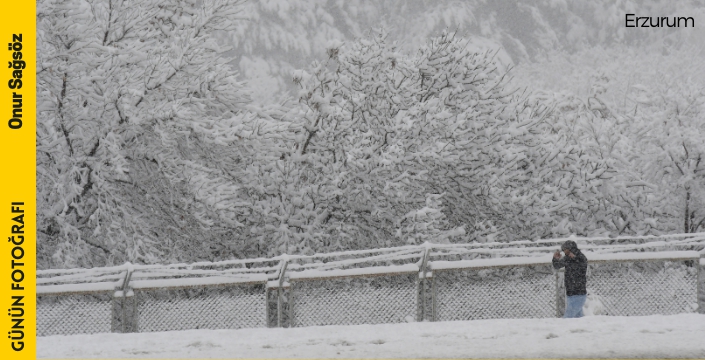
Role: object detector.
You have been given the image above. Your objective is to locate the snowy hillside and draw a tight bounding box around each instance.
[38,314,705,358]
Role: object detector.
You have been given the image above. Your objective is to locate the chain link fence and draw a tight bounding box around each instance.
[36,266,127,336]
[134,283,267,332]
[290,272,418,327]
[37,292,114,336]
[432,264,556,321]
[36,237,705,336]
[586,259,699,316]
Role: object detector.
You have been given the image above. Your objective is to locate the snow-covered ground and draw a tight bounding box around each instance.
[38,314,705,358]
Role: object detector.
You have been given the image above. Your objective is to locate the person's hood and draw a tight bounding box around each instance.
[561,240,579,252]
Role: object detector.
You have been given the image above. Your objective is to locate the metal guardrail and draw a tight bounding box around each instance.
[36,234,705,336]
[36,266,128,336]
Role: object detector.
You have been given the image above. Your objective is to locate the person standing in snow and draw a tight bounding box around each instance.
[553,240,588,318]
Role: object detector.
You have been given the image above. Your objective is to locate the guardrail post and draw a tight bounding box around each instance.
[265,286,271,327]
[555,269,565,318]
[431,270,437,321]
[111,293,122,333]
[288,281,295,328]
[419,246,431,322]
[699,257,704,314]
[111,264,137,333]
[124,289,137,332]
[277,259,289,327]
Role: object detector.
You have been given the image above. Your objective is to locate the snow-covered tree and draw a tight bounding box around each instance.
[626,68,705,233]
[38,0,704,268]
[36,0,277,267]
[398,193,464,245]
[516,46,705,235]
[289,31,611,247]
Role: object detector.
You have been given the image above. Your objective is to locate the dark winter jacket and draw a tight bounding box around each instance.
[552,240,588,296]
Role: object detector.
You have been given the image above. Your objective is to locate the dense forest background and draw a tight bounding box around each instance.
[37,0,705,268]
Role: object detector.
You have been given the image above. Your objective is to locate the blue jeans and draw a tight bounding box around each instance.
[564,294,587,318]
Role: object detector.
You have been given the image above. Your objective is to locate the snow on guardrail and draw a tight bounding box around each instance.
[428,251,700,271]
[288,264,420,280]
[36,233,705,294]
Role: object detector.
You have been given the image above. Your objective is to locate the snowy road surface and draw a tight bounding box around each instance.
[39,314,705,358]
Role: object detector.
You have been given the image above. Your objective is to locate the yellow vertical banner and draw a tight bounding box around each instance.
[0,1,36,359]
